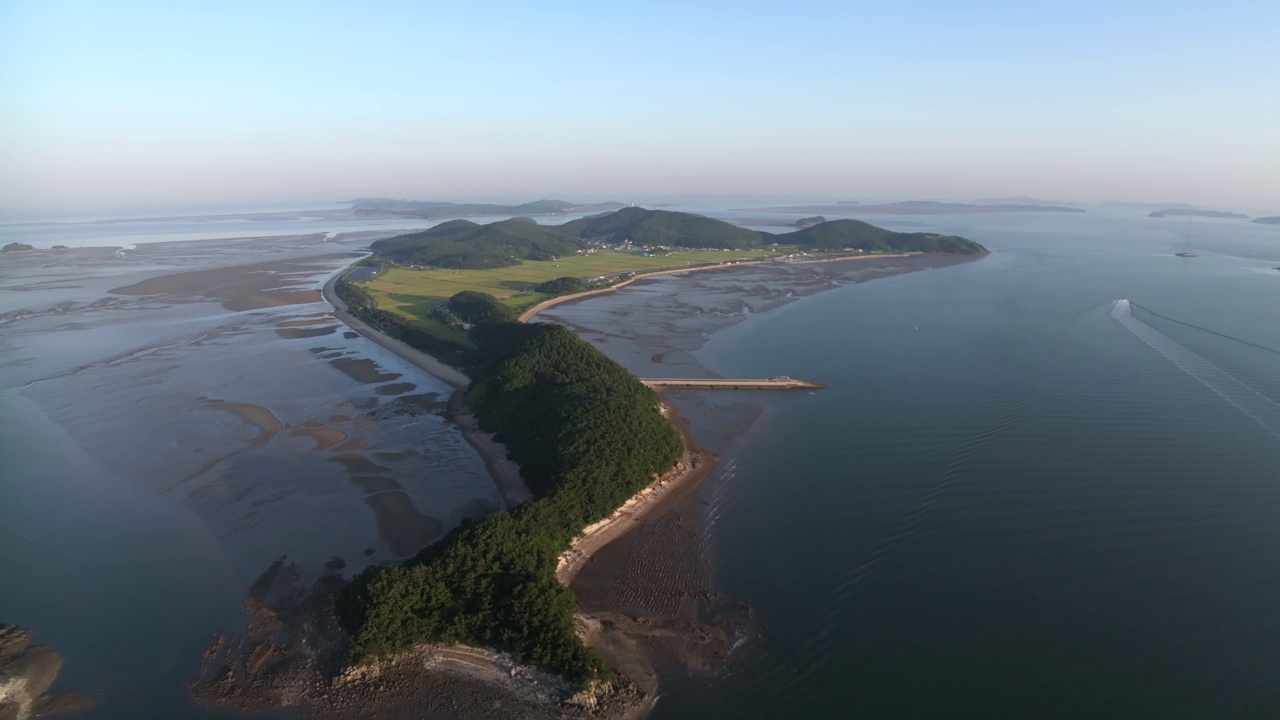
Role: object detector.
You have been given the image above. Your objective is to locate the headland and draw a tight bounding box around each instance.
[193,209,989,719]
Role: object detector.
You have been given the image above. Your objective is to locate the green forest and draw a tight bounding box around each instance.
[337,298,683,685]
[785,219,987,254]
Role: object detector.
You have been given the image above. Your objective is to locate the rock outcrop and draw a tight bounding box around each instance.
[0,625,84,720]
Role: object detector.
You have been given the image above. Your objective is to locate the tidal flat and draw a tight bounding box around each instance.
[0,233,501,717]
[0,239,980,718]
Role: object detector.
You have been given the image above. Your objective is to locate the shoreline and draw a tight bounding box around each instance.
[322,270,472,390]
[557,399,718,586]
[517,252,917,322]
[323,259,724,581]
[322,271,534,510]
[282,250,986,718]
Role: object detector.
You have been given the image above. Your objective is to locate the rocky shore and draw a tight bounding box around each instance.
[0,626,84,720]
[191,560,649,719]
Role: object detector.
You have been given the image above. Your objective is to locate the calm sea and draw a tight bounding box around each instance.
[649,212,1280,719]
[4,208,1278,719]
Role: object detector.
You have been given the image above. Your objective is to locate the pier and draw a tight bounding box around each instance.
[639,376,827,390]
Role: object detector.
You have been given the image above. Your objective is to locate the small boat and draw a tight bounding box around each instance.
[1175,252,1197,258]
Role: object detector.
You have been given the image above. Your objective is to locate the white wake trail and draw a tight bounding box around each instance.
[1111,299,1280,440]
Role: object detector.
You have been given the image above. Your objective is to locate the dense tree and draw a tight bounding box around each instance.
[338,316,682,685]
[780,219,986,254]
[448,291,518,325]
[535,276,588,295]
[561,207,765,249]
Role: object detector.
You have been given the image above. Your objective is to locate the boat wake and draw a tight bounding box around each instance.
[1112,299,1280,440]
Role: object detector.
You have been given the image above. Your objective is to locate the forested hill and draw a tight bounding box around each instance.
[560,207,766,249]
[368,208,987,269]
[338,312,683,685]
[778,219,987,254]
[370,218,582,268]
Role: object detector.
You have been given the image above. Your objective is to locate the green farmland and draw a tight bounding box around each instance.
[359,247,792,330]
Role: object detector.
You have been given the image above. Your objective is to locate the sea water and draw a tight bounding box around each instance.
[4,208,1279,718]
[648,212,1280,718]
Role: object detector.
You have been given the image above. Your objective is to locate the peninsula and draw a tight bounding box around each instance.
[331,209,987,697]
[199,207,989,717]
[1254,216,1280,225]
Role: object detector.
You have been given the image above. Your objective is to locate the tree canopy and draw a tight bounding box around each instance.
[338,304,682,685]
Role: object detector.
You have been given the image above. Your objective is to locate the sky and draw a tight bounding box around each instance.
[2,0,1278,217]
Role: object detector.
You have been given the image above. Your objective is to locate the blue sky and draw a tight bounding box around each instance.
[2,0,1278,216]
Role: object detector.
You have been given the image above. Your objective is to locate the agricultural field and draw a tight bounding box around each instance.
[359,247,793,329]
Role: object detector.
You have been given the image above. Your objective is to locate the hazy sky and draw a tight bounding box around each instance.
[2,0,1278,216]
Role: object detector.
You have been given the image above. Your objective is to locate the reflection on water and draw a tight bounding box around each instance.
[539,211,1280,718]
[0,232,499,718]
[640,213,1280,719]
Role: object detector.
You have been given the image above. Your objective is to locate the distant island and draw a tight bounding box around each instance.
[2,242,34,252]
[1254,216,1280,225]
[1150,209,1248,219]
[1099,200,1199,212]
[348,198,628,219]
[974,195,1079,207]
[736,200,1086,215]
[794,215,826,228]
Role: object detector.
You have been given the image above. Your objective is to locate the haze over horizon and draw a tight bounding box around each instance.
[2,0,1278,219]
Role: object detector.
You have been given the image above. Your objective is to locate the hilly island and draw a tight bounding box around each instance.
[1149,209,1249,219]
[201,207,988,717]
